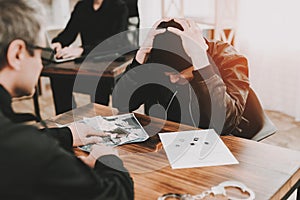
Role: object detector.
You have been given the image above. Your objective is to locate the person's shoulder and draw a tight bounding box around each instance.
[0,114,59,156]
[205,38,224,47]
[205,39,234,55]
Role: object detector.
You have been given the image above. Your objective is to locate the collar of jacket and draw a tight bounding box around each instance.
[0,85,38,123]
[0,84,13,113]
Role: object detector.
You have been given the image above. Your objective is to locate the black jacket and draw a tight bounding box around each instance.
[113,40,266,139]
[0,86,133,199]
[52,0,129,54]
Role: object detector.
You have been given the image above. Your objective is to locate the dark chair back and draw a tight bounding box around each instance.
[124,0,139,19]
[124,0,139,47]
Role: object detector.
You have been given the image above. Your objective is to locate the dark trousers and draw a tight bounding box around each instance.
[50,76,111,115]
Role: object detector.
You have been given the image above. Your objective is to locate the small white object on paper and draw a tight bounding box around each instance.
[159,129,239,169]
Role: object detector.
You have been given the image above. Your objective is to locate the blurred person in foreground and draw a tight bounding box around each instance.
[0,0,133,199]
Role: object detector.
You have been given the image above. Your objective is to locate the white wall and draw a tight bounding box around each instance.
[235,0,300,120]
[138,0,214,29]
[138,0,216,45]
[40,0,80,29]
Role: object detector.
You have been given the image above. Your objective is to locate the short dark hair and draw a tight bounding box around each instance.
[146,19,192,72]
[0,0,45,69]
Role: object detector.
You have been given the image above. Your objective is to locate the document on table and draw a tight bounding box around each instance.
[159,129,238,169]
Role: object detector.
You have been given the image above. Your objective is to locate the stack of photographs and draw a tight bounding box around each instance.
[76,113,149,152]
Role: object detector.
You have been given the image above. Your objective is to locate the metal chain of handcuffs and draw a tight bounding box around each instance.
[158,180,255,200]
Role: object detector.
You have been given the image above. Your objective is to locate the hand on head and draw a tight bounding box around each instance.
[167,18,208,50]
[135,18,173,64]
[136,18,210,70]
[167,18,210,70]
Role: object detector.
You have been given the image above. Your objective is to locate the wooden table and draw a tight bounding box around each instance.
[41,56,132,78]
[45,103,300,200]
[34,56,133,119]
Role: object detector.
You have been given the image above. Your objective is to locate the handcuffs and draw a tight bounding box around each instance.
[158,180,255,200]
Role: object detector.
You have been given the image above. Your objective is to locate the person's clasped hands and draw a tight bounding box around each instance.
[51,42,83,59]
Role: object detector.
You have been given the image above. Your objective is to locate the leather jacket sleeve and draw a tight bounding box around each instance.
[191,40,250,135]
[40,127,74,153]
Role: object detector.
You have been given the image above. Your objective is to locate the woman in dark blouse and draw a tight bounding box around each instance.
[52,0,128,58]
[50,0,129,114]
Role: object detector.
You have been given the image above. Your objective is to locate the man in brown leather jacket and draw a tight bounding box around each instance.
[113,18,270,139]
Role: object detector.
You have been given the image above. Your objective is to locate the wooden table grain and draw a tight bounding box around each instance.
[46,103,300,200]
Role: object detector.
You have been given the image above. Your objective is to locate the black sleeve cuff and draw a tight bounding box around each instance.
[82,45,92,55]
[124,57,141,73]
[94,155,127,172]
[41,127,73,152]
[131,57,142,67]
[51,38,66,47]
[51,38,59,44]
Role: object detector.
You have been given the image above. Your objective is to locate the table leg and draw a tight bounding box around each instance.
[33,86,41,121]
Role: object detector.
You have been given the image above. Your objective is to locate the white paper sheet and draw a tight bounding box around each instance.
[159,129,239,169]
